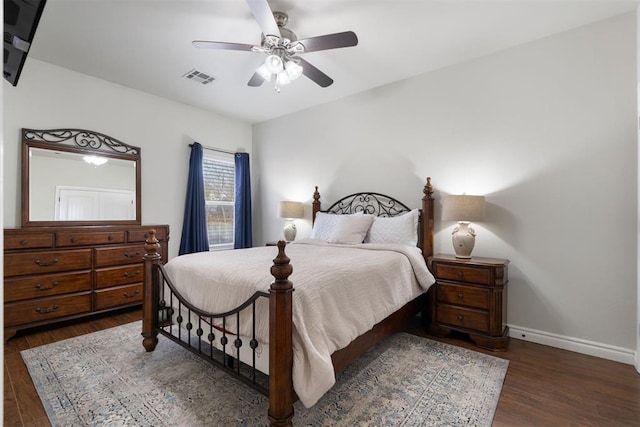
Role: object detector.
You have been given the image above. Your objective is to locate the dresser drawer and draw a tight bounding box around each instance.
[4,271,92,302]
[128,228,166,243]
[436,305,489,333]
[4,232,54,250]
[95,264,143,289]
[4,294,91,327]
[432,264,492,285]
[95,244,146,267]
[56,231,126,247]
[437,283,489,310]
[4,249,92,277]
[95,284,142,310]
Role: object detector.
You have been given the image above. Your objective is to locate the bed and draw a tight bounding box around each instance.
[141,178,435,426]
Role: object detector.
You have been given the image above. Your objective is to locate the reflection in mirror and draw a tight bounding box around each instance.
[29,148,137,221]
[22,128,141,227]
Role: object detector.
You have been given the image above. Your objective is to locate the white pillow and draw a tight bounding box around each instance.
[364,209,419,246]
[310,212,374,244]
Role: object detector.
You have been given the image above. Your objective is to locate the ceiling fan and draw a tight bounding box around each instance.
[193,0,358,92]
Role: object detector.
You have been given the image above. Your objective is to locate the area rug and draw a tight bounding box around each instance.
[21,321,508,426]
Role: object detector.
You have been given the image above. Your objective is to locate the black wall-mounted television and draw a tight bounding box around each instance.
[4,0,47,86]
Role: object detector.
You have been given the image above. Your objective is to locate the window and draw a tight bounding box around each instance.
[203,151,235,250]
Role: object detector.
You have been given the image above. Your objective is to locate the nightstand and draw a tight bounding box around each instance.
[426,254,509,351]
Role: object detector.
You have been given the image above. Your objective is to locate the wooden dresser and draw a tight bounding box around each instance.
[3,225,169,340]
[426,254,509,351]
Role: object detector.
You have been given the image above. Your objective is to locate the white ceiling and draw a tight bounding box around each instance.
[29,0,638,124]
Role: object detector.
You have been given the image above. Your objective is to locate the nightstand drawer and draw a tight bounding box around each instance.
[437,283,489,310]
[432,264,492,285]
[436,305,489,333]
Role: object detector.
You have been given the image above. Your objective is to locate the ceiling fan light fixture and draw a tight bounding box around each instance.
[256,64,271,81]
[276,69,291,86]
[83,155,108,166]
[264,54,283,74]
[285,60,303,80]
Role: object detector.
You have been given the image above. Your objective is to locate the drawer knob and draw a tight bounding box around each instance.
[457,271,464,278]
[35,258,58,267]
[36,282,59,291]
[123,290,140,298]
[20,239,28,245]
[108,235,114,241]
[70,237,78,243]
[123,271,140,278]
[457,315,464,321]
[35,305,59,314]
[457,293,464,300]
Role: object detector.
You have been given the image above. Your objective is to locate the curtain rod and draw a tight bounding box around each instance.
[188,143,235,155]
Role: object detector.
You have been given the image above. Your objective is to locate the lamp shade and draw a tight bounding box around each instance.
[442,195,485,222]
[277,201,304,219]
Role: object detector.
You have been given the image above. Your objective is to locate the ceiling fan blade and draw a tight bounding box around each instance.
[192,40,256,51]
[297,58,333,88]
[246,0,280,37]
[297,31,358,53]
[247,72,265,87]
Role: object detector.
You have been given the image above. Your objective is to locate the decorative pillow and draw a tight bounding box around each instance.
[310,212,374,244]
[364,209,419,246]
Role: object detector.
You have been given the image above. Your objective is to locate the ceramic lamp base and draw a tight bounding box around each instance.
[452,221,476,259]
[283,221,297,242]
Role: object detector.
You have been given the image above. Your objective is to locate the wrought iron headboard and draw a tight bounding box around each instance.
[323,192,411,217]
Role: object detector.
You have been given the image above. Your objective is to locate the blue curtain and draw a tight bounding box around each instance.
[234,152,252,249]
[179,143,209,255]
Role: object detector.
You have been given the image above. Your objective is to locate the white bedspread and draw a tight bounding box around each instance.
[163,239,435,407]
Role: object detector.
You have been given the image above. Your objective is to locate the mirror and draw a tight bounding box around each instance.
[22,128,141,227]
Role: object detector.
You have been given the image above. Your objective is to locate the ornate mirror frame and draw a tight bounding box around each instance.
[21,128,142,227]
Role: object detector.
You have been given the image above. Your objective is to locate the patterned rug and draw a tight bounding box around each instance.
[22,321,508,426]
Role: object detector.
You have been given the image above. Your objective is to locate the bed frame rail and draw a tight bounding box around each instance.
[157,263,270,394]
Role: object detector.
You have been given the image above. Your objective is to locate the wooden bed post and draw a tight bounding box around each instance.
[422,177,435,259]
[142,229,161,352]
[268,241,294,427]
[312,186,321,224]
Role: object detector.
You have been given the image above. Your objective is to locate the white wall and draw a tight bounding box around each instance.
[254,13,638,358]
[636,6,640,373]
[3,58,252,258]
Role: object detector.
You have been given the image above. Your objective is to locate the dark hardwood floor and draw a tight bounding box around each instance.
[4,309,640,426]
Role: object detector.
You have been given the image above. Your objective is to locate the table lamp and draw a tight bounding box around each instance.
[277,201,304,241]
[442,195,486,258]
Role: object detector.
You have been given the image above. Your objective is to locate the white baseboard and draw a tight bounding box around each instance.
[508,324,636,365]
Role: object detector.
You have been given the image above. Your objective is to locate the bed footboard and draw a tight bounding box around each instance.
[142,232,294,427]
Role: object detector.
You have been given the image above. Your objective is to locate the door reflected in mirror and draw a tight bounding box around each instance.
[29,147,137,221]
